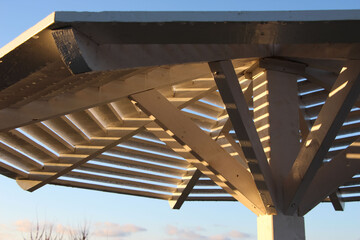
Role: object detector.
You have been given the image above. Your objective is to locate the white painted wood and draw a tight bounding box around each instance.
[52,10,360,23]
[257,214,305,240]
[299,139,360,215]
[132,89,266,215]
[169,170,202,209]
[16,126,145,192]
[0,63,211,132]
[276,43,360,60]
[209,60,276,214]
[285,60,360,214]
[146,121,263,215]
[264,71,300,210]
[51,179,171,200]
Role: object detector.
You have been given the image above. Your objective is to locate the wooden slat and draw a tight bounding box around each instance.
[132,89,266,215]
[16,126,146,191]
[190,188,228,194]
[146,121,236,209]
[343,176,360,186]
[0,160,28,177]
[285,60,360,215]
[196,179,218,186]
[341,196,360,202]
[80,162,180,185]
[0,63,213,132]
[66,170,176,193]
[209,60,276,214]
[98,154,186,176]
[169,170,202,209]
[187,196,235,201]
[51,179,171,200]
[38,119,81,147]
[299,139,360,215]
[112,146,186,166]
[61,116,90,141]
[339,186,360,194]
[0,141,43,169]
[10,129,59,159]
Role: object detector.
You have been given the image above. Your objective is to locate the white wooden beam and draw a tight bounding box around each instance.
[168,112,232,209]
[258,58,306,76]
[145,118,264,215]
[252,69,300,211]
[305,68,360,109]
[275,43,360,60]
[15,84,224,191]
[131,89,267,215]
[168,111,241,209]
[284,60,360,215]
[0,63,212,132]
[209,60,276,214]
[257,214,305,240]
[51,28,271,72]
[169,169,202,209]
[298,139,360,215]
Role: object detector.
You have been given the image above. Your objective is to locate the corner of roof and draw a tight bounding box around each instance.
[0,12,56,58]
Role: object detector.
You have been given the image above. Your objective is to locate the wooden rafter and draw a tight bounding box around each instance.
[298,98,345,212]
[16,125,146,191]
[285,60,360,214]
[168,108,238,209]
[169,119,228,209]
[145,121,262,214]
[169,169,202,209]
[305,68,360,110]
[0,63,213,132]
[131,89,267,215]
[14,82,220,192]
[209,60,276,214]
[299,139,360,215]
[329,191,345,211]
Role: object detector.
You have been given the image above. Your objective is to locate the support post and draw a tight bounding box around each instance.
[257,214,305,240]
[253,63,305,240]
[253,70,300,208]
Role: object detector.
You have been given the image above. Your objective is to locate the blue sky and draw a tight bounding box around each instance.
[1,1,360,239]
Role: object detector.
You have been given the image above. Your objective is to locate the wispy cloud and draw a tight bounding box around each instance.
[165,225,251,240]
[93,222,146,238]
[0,223,17,239]
[12,219,147,240]
[209,230,250,240]
[229,230,250,238]
[15,219,32,232]
[166,225,207,239]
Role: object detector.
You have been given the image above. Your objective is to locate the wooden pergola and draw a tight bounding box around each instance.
[1,10,360,239]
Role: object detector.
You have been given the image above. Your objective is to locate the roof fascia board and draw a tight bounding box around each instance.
[0,12,56,58]
[53,10,360,23]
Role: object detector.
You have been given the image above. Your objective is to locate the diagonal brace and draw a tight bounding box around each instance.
[284,60,360,215]
[209,60,276,214]
[131,89,269,215]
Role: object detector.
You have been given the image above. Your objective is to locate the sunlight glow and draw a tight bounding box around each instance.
[329,81,348,97]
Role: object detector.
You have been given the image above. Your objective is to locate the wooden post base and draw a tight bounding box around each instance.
[257,214,305,240]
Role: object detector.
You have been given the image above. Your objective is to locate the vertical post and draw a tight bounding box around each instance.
[257,214,305,240]
[253,69,304,239]
[253,70,300,208]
